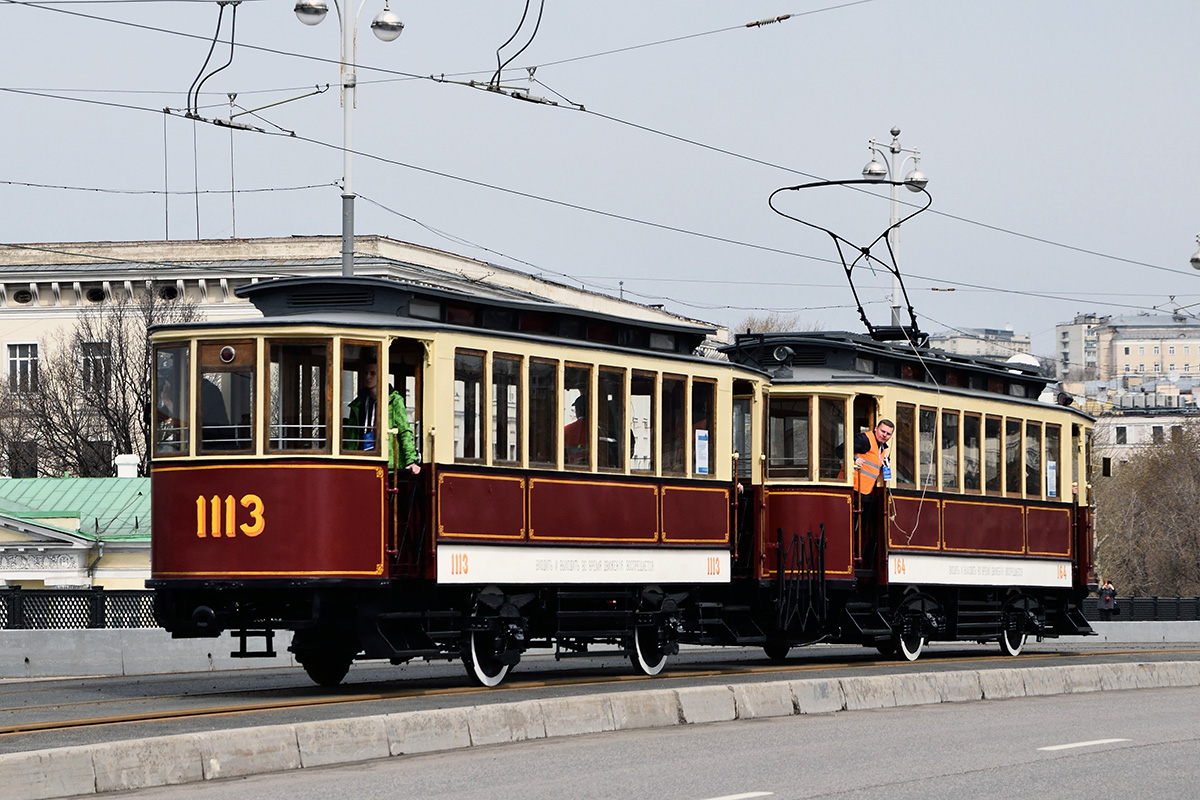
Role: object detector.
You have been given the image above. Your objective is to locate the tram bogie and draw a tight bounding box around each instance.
[149,277,1095,686]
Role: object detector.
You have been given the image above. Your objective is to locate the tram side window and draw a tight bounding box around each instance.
[198,341,254,454]
[918,407,938,488]
[984,416,1002,494]
[455,351,485,462]
[941,410,960,491]
[154,345,190,455]
[630,372,656,473]
[662,376,687,475]
[768,396,810,479]
[268,341,329,452]
[598,368,625,471]
[564,364,591,468]
[1045,424,1061,499]
[692,380,715,476]
[818,397,846,481]
[342,342,380,455]
[492,355,521,465]
[963,413,981,493]
[1005,419,1023,495]
[1025,422,1042,498]
[894,403,915,488]
[529,359,558,467]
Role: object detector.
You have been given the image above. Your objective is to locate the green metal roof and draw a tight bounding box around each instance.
[0,477,150,542]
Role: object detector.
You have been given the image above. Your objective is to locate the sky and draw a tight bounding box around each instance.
[2,0,1199,357]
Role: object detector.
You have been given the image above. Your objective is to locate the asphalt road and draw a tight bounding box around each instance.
[88,682,1200,800]
[3,640,1197,756]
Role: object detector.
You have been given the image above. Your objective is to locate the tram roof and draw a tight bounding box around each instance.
[153,276,718,357]
[723,331,1075,408]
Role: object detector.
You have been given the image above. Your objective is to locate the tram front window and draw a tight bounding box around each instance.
[269,341,329,452]
[768,396,810,479]
[154,345,190,455]
[199,341,254,454]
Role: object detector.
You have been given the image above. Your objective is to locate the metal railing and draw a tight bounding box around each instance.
[0,588,155,630]
[1081,596,1200,621]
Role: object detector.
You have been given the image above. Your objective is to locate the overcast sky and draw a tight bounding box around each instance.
[3,0,1198,356]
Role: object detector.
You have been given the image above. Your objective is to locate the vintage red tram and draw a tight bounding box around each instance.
[148,276,1095,686]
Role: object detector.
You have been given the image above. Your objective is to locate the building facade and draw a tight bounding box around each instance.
[926,327,1032,359]
[1056,312,1200,385]
[1,236,720,478]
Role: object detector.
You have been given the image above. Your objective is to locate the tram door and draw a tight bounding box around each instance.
[388,339,426,575]
[731,382,757,575]
[851,395,883,568]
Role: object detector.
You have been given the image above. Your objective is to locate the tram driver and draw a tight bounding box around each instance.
[853,418,894,566]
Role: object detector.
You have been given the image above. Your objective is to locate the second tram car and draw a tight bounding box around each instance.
[148,276,1095,686]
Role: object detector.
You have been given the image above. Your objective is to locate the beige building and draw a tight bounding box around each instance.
[926,327,1032,359]
[1056,312,1200,384]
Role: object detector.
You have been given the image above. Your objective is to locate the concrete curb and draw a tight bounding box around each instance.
[5,661,1200,799]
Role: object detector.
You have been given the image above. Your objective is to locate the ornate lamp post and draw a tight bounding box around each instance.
[862,127,928,326]
[295,0,404,276]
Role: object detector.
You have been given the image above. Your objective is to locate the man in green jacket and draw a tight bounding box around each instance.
[346,360,421,474]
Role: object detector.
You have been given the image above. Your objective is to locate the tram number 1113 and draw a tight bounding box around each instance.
[195,494,266,538]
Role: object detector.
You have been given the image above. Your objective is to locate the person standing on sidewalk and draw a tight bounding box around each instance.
[1097,578,1118,621]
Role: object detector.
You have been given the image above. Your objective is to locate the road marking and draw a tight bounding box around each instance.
[701,794,774,800]
[1038,738,1130,751]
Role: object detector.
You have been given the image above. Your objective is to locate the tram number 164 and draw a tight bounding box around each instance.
[195,495,265,538]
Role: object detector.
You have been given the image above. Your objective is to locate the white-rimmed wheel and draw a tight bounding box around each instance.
[630,623,668,676]
[463,626,510,687]
[461,590,524,687]
[999,626,1027,657]
[999,594,1038,657]
[890,591,942,663]
[896,626,925,662]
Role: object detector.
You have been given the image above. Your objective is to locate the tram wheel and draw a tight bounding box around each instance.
[299,650,354,687]
[630,623,669,676]
[462,627,511,687]
[763,640,791,661]
[999,627,1027,657]
[874,639,897,657]
[896,627,925,662]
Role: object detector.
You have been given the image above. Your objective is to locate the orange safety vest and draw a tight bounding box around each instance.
[853,430,885,494]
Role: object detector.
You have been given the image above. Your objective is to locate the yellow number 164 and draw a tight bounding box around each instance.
[195,494,265,538]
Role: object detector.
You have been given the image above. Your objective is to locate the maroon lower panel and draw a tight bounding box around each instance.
[1028,506,1072,556]
[888,496,941,550]
[529,478,659,543]
[661,485,731,544]
[437,472,526,541]
[151,462,385,578]
[764,489,853,578]
[943,500,1024,555]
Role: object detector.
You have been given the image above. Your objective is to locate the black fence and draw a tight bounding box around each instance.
[0,588,156,630]
[1081,596,1200,622]
[0,589,1197,630]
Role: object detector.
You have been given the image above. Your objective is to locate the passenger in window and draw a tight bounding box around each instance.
[564,394,588,465]
[347,360,421,474]
[853,419,894,566]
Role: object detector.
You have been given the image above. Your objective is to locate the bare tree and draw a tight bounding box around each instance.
[0,282,199,477]
[736,312,820,334]
[1094,421,1200,596]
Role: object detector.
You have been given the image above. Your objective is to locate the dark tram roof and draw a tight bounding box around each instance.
[222,276,715,356]
[724,331,1057,402]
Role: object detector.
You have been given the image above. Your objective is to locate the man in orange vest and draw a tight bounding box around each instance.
[853,419,894,566]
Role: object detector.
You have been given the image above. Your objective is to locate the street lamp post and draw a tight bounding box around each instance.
[295,0,404,277]
[1190,233,1200,271]
[861,126,928,327]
